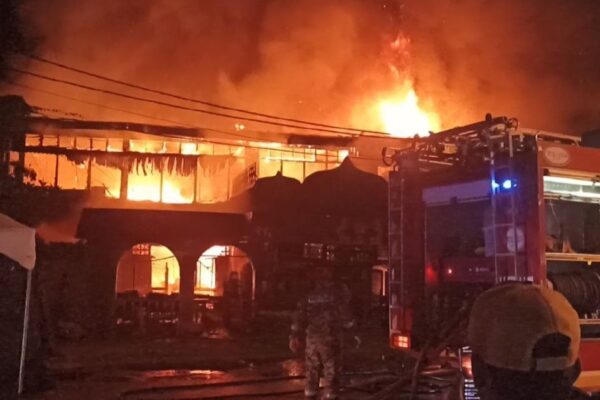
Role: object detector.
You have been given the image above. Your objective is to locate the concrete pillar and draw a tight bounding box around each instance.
[87,244,122,338]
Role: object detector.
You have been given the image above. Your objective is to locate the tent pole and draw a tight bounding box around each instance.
[18,269,33,395]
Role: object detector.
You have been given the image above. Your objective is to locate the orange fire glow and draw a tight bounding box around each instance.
[377,82,441,137]
[127,178,192,204]
[161,180,193,204]
[362,33,442,138]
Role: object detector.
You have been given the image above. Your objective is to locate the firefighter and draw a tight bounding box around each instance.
[468,283,591,400]
[289,265,358,399]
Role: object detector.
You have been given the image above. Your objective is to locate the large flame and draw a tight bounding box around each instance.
[127,178,192,204]
[362,33,442,138]
[161,180,192,204]
[377,83,441,137]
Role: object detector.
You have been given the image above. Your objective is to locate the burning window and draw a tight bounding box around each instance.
[127,165,161,202]
[193,155,227,203]
[57,154,88,190]
[130,139,162,153]
[75,137,91,150]
[92,138,107,151]
[195,246,253,298]
[23,153,56,186]
[43,135,58,147]
[107,138,123,152]
[282,161,304,182]
[25,134,41,147]
[162,168,194,204]
[196,246,225,294]
[181,142,199,155]
[59,136,75,149]
[18,132,353,204]
[91,162,121,198]
[116,243,180,296]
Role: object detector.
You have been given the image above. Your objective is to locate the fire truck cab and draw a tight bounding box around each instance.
[385,116,600,392]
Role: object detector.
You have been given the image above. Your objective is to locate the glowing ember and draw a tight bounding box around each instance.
[377,83,441,137]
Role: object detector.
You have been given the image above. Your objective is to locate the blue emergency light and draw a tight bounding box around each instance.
[502,179,513,189]
[492,179,516,191]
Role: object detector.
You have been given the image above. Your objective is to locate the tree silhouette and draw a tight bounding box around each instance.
[0,0,32,80]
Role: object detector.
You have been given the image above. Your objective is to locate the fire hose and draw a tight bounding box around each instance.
[120,304,472,400]
[365,303,470,400]
[549,270,600,315]
[119,361,462,400]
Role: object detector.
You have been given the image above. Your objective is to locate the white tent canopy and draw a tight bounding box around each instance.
[0,213,36,270]
[0,212,36,395]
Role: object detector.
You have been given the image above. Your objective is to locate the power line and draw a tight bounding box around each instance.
[7,67,376,137]
[25,54,392,136]
[5,79,191,127]
[4,79,328,141]
[4,79,288,143]
[3,79,388,162]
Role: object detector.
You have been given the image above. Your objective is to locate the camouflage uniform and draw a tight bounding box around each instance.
[291,281,354,399]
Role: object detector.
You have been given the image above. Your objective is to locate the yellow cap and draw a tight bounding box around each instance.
[468,284,580,372]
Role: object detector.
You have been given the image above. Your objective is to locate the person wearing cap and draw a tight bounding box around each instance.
[468,283,591,400]
[289,265,358,399]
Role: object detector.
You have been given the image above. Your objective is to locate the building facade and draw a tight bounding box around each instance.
[2,95,399,335]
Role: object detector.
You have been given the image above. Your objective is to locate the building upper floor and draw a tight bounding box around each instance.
[1,95,406,211]
[10,131,353,206]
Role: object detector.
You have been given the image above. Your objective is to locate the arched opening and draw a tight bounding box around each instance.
[195,245,254,332]
[195,245,253,300]
[116,243,180,296]
[114,244,181,333]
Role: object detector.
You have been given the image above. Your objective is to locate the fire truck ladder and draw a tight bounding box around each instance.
[488,129,520,283]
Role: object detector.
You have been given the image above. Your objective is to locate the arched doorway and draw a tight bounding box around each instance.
[195,245,254,332]
[116,243,180,296]
[114,243,181,332]
[195,245,253,299]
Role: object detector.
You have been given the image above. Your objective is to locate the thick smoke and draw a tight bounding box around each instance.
[403,0,600,133]
[4,0,399,133]
[3,0,600,133]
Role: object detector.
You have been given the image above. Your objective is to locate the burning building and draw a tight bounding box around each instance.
[1,93,433,335]
[0,1,454,336]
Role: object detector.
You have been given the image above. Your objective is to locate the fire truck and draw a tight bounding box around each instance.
[384,115,600,392]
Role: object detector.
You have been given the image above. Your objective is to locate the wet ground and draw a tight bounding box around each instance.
[26,358,462,400]
[26,360,390,400]
[22,324,400,399]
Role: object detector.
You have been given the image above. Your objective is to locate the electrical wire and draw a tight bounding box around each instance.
[2,80,385,161]
[5,79,193,128]
[5,79,261,142]
[6,66,379,137]
[3,79,280,144]
[24,54,392,136]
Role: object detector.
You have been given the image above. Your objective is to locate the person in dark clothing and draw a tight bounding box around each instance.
[290,266,358,399]
[468,284,593,400]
